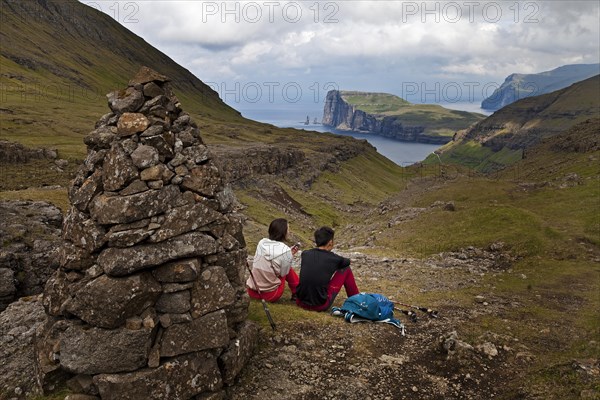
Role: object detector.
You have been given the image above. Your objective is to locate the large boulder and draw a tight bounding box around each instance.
[59,322,155,374]
[0,201,62,311]
[62,272,161,329]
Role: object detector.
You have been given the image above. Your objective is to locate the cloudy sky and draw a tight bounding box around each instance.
[85,1,600,108]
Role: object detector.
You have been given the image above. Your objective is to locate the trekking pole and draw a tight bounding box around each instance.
[394,307,418,323]
[245,261,277,331]
[396,302,439,318]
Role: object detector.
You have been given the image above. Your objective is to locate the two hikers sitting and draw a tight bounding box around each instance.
[246,219,360,311]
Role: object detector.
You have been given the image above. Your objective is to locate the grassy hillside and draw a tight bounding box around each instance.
[341,91,485,137]
[0,0,410,247]
[0,0,320,159]
[430,75,600,172]
[332,120,600,397]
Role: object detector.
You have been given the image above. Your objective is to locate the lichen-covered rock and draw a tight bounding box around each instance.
[107,87,145,114]
[94,352,221,400]
[149,203,225,243]
[181,163,223,197]
[190,266,236,318]
[219,321,259,385]
[70,169,103,212]
[130,145,159,169]
[97,232,218,276]
[0,200,62,311]
[89,184,181,225]
[63,273,161,329]
[0,268,16,298]
[151,259,199,283]
[0,296,47,398]
[155,290,191,314]
[159,310,229,357]
[62,208,106,253]
[117,113,150,137]
[102,143,139,191]
[60,322,155,374]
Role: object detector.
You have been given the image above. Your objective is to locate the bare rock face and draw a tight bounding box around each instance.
[35,67,257,399]
[0,200,63,311]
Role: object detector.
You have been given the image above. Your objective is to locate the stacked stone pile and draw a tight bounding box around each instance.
[35,67,257,400]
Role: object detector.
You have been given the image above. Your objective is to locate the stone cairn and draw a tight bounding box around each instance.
[34,67,257,400]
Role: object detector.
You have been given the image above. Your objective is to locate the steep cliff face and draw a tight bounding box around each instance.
[322,91,474,144]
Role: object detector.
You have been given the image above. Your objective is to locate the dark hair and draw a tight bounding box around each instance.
[268,218,288,242]
[314,226,334,247]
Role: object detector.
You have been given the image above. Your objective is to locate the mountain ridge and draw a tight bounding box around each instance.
[481,63,600,110]
[433,74,600,172]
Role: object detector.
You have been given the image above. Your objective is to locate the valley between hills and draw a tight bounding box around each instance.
[0,1,599,400]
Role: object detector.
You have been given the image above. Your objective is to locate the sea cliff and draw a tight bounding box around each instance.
[322,90,482,144]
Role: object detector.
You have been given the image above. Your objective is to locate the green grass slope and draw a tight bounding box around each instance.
[0,0,303,158]
[0,0,410,244]
[430,75,600,172]
[358,120,600,397]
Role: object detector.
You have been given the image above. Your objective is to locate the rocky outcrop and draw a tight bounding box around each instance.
[322,90,450,144]
[0,200,63,312]
[34,67,257,400]
[0,295,47,399]
[0,140,58,163]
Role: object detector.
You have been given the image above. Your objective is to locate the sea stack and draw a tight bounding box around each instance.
[34,66,257,399]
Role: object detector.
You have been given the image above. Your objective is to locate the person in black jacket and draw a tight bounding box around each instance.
[296,226,360,311]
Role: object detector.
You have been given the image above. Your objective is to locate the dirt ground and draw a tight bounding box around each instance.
[227,250,600,400]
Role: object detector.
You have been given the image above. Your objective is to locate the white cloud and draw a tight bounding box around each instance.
[84,0,600,103]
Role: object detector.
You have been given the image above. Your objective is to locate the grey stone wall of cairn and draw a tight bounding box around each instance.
[34,67,257,400]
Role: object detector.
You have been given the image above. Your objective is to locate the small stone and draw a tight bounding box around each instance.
[412,386,418,392]
[155,291,191,314]
[120,180,149,196]
[141,164,174,183]
[86,265,103,278]
[147,346,160,368]
[107,87,145,114]
[147,180,164,189]
[143,315,156,329]
[143,82,164,98]
[475,295,486,303]
[117,113,149,136]
[175,165,189,176]
[162,282,194,293]
[130,145,159,169]
[443,202,455,211]
[129,66,170,86]
[125,317,143,330]
[140,125,164,138]
[477,342,498,358]
[159,314,172,328]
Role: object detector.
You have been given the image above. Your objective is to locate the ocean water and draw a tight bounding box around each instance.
[236,101,491,166]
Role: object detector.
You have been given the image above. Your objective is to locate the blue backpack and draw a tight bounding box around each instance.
[331,293,405,335]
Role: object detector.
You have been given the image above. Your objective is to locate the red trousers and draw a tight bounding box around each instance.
[247,268,299,303]
[296,267,359,311]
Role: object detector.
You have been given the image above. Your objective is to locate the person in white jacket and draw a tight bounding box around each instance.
[246,218,299,302]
